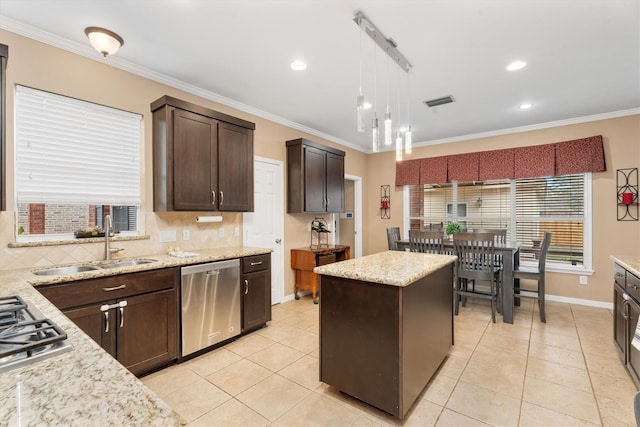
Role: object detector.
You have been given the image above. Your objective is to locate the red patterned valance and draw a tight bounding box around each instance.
[448,152,479,182]
[514,144,556,178]
[479,149,515,181]
[394,135,605,186]
[556,135,605,175]
[420,156,448,184]
[395,159,420,186]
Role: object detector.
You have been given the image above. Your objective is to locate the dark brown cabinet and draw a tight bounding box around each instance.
[38,268,179,376]
[613,262,640,385]
[152,96,255,212]
[286,138,345,213]
[241,254,271,332]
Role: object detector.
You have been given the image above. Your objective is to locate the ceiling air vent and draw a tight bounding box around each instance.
[424,95,455,108]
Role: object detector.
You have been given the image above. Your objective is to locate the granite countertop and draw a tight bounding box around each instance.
[314,250,457,287]
[0,246,271,426]
[612,255,640,277]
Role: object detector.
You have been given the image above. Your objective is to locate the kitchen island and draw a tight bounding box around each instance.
[0,246,271,426]
[314,250,456,419]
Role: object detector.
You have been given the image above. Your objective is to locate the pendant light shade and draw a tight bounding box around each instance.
[85,27,124,57]
[372,115,380,153]
[395,131,403,161]
[404,125,412,154]
[357,95,365,132]
[384,110,392,146]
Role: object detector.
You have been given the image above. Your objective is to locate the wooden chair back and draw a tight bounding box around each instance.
[409,230,444,254]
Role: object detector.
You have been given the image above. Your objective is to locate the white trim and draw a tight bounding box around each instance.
[3,16,638,155]
[545,293,613,310]
[344,174,363,258]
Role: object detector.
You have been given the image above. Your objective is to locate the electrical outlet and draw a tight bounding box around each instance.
[219,228,225,238]
[182,229,190,241]
[234,227,239,237]
[159,230,176,242]
[579,275,588,285]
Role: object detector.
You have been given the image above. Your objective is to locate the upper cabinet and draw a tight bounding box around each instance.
[151,96,255,212]
[286,138,345,213]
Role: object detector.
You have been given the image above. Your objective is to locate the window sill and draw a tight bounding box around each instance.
[8,234,150,248]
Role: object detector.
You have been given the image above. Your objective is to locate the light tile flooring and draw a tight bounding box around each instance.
[142,296,638,426]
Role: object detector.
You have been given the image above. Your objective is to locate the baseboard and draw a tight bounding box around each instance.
[545,293,613,310]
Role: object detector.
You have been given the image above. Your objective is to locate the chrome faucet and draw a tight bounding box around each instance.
[104,214,124,260]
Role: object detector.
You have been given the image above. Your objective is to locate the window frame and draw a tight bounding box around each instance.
[403,173,593,275]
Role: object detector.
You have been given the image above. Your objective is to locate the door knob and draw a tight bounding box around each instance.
[275,238,282,244]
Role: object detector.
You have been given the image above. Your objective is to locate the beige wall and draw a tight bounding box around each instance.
[366,115,640,304]
[0,29,637,304]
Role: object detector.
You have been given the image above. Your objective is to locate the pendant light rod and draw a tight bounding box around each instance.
[353,11,412,73]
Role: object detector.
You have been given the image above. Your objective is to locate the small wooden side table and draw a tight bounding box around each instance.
[291,245,350,303]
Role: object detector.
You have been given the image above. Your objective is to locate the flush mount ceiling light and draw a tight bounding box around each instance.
[290,60,307,71]
[507,60,527,71]
[84,27,124,57]
[520,103,532,110]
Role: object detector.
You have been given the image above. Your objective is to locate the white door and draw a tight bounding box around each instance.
[243,157,284,304]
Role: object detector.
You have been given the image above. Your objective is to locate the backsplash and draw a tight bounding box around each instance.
[0,211,242,271]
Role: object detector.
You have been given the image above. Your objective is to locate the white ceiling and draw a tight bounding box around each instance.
[0,0,639,153]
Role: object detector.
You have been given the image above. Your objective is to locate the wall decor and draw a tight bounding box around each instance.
[617,168,638,221]
[381,185,390,219]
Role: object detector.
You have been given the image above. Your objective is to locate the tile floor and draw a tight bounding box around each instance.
[142,296,638,426]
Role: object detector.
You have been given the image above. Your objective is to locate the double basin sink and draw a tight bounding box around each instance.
[33,259,157,276]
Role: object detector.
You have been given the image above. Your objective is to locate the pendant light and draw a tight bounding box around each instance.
[372,44,380,153]
[356,19,365,133]
[405,71,412,154]
[384,57,392,146]
[395,67,403,161]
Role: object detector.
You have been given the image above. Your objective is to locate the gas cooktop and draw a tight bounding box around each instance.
[0,295,73,373]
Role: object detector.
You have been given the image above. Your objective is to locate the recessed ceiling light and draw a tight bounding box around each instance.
[520,103,532,110]
[290,60,307,71]
[507,61,527,71]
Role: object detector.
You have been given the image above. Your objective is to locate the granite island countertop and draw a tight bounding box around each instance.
[314,250,457,287]
[612,255,640,277]
[0,246,272,426]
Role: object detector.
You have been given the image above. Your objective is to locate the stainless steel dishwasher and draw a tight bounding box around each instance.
[180,259,241,359]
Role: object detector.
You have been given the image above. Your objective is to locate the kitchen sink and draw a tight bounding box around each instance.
[33,265,101,276]
[98,259,157,269]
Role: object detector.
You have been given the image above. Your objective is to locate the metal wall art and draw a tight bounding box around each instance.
[617,168,638,221]
[380,185,390,219]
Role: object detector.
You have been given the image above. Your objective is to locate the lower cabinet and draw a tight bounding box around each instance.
[38,268,179,376]
[613,263,640,385]
[241,254,272,332]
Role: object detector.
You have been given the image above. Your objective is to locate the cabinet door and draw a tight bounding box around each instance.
[614,286,627,360]
[303,146,327,212]
[242,270,271,332]
[218,122,254,211]
[173,109,218,210]
[64,303,116,358]
[325,151,345,213]
[628,300,640,382]
[117,289,178,376]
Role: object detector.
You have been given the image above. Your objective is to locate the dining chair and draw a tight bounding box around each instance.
[453,232,502,323]
[408,230,443,254]
[513,231,552,322]
[386,227,402,251]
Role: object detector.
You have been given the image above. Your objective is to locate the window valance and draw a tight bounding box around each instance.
[395,135,605,186]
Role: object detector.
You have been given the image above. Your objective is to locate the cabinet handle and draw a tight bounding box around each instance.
[103,284,126,292]
[220,191,224,206]
[632,285,639,290]
[211,191,216,205]
[250,261,263,266]
[119,301,128,328]
[101,304,110,333]
[244,279,249,295]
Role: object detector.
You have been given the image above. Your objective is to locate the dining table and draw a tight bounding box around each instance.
[396,238,521,324]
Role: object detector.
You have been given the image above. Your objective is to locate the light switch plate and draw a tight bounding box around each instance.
[219,228,225,238]
[234,227,239,237]
[182,229,190,241]
[579,275,588,285]
[159,230,177,242]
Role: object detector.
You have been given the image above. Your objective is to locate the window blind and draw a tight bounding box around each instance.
[15,86,141,205]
